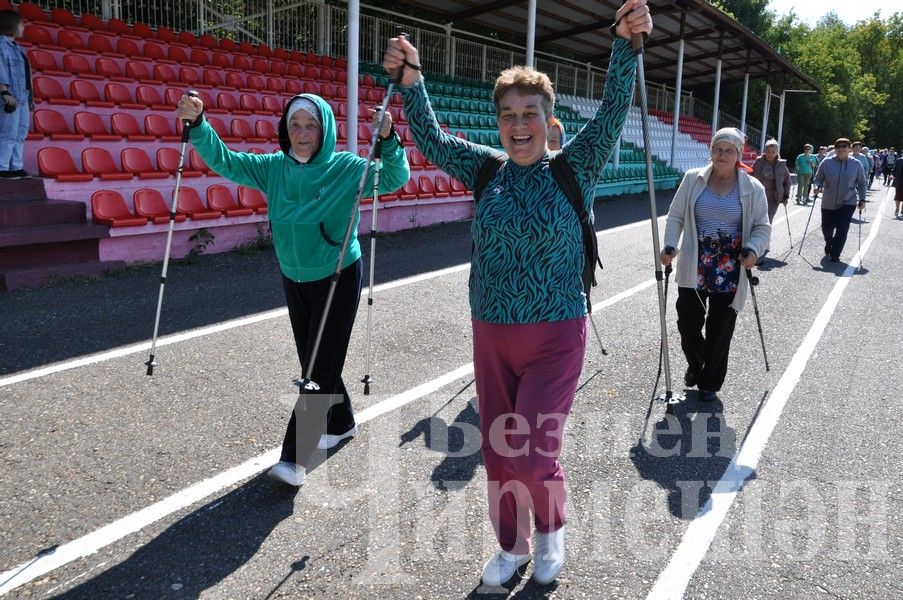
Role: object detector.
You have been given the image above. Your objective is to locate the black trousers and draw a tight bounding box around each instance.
[279,258,363,465]
[676,287,738,393]
[821,204,856,259]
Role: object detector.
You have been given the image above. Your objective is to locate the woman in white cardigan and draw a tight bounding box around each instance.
[660,127,772,402]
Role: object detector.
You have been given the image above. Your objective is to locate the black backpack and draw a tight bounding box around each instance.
[472,151,604,313]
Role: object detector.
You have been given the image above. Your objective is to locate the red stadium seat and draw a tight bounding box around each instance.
[232,55,252,73]
[434,175,452,197]
[225,72,245,90]
[207,185,254,217]
[357,123,372,145]
[107,19,136,39]
[337,122,347,142]
[421,175,447,198]
[152,64,178,84]
[81,148,133,180]
[142,41,168,63]
[91,190,148,227]
[303,65,320,81]
[319,83,335,98]
[27,49,64,75]
[156,27,182,46]
[33,77,77,105]
[239,93,265,115]
[238,185,268,214]
[202,68,226,89]
[219,38,240,54]
[189,149,212,174]
[58,30,93,55]
[70,79,112,107]
[284,80,303,95]
[95,57,127,81]
[302,81,321,95]
[111,113,154,141]
[156,148,201,177]
[206,116,241,142]
[216,92,244,114]
[334,84,347,100]
[211,51,232,70]
[62,54,100,79]
[270,60,287,77]
[286,62,304,79]
[116,38,143,58]
[239,41,255,55]
[266,77,284,94]
[168,45,192,65]
[251,57,269,73]
[397,180,419,200]
[74,111,119,141]
[131,22,154,40]
[190,49,211,67]
[32,109,81,140]
[104,83,143,109]
[19,3,50,24]
[23,25,58,50]
[262,95,283,115]
[257,44,273,58]
[450,178,467,196]
[125,60,160,84]
[136,85,170,110]
[178,67,204,89]
[274,47,291,61]
[145,114,181,142]
[37,148,92,181]
[80,14,107,32]
[121,148,169,179]
[245,74,266,92]
[87,33,121,57]
[231,119,265,142]
[409,148,427,170]
[199,34,218,50]
[178,31,200,48]
[177,187,221,219]
[134,188,187,224]
[255,120,277,141]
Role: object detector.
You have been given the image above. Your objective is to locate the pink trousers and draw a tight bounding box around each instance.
[472,317,587,554]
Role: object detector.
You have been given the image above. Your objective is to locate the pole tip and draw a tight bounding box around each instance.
[145,357,156,376]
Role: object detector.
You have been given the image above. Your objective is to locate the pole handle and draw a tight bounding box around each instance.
[181,90,199,143]
[631,33,647,53]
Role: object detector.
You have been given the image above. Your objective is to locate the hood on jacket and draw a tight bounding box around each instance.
[278,93,336,165]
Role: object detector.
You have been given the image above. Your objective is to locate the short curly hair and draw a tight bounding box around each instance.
[493,66,555,119]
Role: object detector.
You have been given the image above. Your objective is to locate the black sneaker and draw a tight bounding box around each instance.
[699,390,718,403]
[0,171,13,179]
[829,255,839,263]
[9,170,31,179]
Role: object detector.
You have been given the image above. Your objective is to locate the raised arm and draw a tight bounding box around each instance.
[384,36,494,189]
[178,94,271,190]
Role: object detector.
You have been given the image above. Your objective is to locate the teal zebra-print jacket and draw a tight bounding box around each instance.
[399,38,636,324]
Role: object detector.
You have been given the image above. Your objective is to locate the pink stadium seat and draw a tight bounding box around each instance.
[33,77,77,105]
[74,111,119,141]
[207,185,254,217]
[82,148,133,180]
[37,148,92,181]
[104,83,143,109]
[134,188,187,224]
[156,148,201,177]
[238,185,268,214]
[121,148,168,179]
[145,114,181,142]
[32,109,81,140]
[177,187,221,219]
[91,190,148,227]
[111,113,154,141]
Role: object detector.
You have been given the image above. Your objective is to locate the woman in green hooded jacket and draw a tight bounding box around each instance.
[178,93,410,487]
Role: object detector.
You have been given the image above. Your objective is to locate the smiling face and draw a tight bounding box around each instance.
[710,141,739,175]
[497,90,549,166]
[288,111,321,161]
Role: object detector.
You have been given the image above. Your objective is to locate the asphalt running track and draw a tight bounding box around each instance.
[1,184,900,599]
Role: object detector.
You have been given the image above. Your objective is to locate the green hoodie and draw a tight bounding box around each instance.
[189,93,410,282]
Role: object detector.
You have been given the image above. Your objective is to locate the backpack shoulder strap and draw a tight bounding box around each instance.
[473,152,507,204]
[549,151,603,313]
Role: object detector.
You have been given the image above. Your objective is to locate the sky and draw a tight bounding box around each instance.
[767,0,891,26]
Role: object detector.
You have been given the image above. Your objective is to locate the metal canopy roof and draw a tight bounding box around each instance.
[386,0,820,91]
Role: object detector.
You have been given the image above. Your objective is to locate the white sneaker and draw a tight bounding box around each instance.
[480,549,530,587]
[532,527,565,584]
[267,461,305,487]
[318,425,357,450]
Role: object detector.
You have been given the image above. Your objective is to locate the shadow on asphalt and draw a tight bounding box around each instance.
[0,192,673,376]
[49,473,299,600]
[629,392,752,519]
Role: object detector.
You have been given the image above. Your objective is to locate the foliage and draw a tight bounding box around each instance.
[704,2,902,159]
[186,228,216,262]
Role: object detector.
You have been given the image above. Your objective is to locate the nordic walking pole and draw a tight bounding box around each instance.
[146,90,198,376]
[857,203,863,271]
[798,190,818,255]
[782,203,793,248]
[297,66,401,393]
[361,138,383,395]
[740,248,770,372]
[633,32,682,413]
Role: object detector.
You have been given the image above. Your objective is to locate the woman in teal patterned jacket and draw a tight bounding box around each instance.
[384,0,652,587]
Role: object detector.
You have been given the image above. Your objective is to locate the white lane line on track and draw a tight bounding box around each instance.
[0,274,657,596]
[646,191,890,600]
[0,213,675,388]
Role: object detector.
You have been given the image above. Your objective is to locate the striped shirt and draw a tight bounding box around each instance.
[695,184,742,293]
